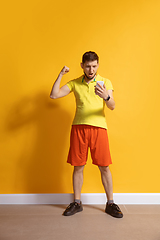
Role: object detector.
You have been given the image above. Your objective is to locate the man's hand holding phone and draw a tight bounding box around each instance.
[95,81,109,100]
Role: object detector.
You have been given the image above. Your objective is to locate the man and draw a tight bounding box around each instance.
[50,51,123,218]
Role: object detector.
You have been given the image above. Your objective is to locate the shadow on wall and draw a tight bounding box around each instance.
[6,91,73,193]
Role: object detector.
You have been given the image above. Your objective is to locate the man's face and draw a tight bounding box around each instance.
[81,60,99,80]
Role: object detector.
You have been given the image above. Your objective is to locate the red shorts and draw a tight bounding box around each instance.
[67,125,112,166]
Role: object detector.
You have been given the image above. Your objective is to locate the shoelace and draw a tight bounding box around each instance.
[66,202,78,210]
[111,203,121,212]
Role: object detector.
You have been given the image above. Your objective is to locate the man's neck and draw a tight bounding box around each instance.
[84,74,97,84]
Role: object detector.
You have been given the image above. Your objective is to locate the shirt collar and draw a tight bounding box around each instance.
[82,75,98,83]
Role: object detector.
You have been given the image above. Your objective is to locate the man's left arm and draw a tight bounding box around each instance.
[95,83,115,110]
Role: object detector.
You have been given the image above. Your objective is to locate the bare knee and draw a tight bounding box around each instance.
[99,166,110,174]
[74,165,85,173]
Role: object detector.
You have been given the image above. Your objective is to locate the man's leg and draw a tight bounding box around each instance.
[63,165,84,216]
[73,165,85,201]
[99,165,123,218]
[99,166,113,202]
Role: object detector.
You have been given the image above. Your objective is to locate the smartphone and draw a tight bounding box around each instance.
[96,81,104,87]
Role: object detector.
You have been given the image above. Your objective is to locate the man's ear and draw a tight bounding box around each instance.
[80,63,83,69]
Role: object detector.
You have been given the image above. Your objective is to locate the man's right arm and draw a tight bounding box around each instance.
[50,66,71,99]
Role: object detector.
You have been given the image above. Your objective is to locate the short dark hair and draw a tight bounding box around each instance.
[82,51,99,64]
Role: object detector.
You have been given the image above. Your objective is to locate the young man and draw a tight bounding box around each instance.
[50,51,123,218]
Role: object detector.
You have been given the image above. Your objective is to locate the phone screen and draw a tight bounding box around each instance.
[96,81,104,87]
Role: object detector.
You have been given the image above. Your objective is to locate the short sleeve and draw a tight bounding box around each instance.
[66,80,74,92]
[104,79,114,91]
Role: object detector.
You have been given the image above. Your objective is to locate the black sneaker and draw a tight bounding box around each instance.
[105,203,123,218]
[63,202,83,216]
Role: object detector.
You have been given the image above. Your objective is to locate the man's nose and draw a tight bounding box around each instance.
[90,67,93,72]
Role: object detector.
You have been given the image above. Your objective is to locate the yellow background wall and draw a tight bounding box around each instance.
[0,0,160,194]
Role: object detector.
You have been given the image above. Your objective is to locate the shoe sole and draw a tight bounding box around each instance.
[105,210,123,218]
[63,207,83,216]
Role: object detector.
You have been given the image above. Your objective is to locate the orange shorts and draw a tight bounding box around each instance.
[67,125,112,166]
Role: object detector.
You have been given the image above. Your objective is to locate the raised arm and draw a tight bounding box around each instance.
[50,66,71,99]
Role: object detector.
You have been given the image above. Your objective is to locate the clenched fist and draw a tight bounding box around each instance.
[60,66,70,75]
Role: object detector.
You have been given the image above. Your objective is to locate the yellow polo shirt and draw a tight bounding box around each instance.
[66,74,114,129]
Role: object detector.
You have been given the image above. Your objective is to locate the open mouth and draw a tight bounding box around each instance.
[84,72,95,80]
